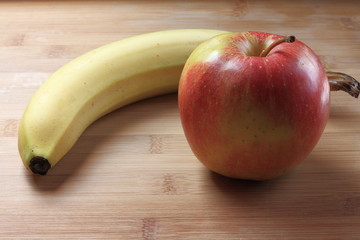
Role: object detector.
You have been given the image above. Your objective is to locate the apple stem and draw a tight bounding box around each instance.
[259,36,296,57]
[327,71,360,98]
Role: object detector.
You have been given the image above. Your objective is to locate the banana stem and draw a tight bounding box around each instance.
[327,71,360,98]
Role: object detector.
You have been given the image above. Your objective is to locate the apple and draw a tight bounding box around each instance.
[178,31,331,180]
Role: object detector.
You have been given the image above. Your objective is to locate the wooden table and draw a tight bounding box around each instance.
[1,0,360,239]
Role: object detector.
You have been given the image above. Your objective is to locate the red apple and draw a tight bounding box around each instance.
[178,31,330,180]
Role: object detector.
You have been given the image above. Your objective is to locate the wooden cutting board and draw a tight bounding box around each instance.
[1,1,360,239]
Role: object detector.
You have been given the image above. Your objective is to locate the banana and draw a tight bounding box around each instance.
[18,29,229,175]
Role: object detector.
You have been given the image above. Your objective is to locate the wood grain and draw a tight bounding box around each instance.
[1,0,360,239]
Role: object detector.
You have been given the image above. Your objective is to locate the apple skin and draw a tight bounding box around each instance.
[178,31,330,180]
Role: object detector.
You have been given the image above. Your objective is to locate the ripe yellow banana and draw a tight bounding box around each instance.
[18,29,229,175]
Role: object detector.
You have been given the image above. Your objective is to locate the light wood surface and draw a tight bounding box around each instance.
[1,0,360,239]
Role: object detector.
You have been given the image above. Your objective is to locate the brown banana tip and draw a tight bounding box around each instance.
[29,156,51,175]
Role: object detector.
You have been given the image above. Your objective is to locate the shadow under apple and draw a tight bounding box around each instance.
[205,144,360,220]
